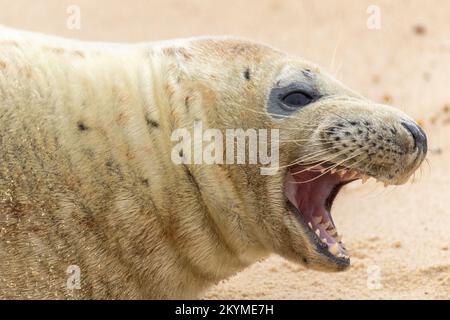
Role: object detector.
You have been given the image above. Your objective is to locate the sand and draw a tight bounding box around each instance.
[0,0,448,299]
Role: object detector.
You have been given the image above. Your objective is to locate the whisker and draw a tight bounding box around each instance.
[279,138,328,143]
[288,147,358,174]
[282,145,348,166]
[290,151,365,184]
[277,149,333,170]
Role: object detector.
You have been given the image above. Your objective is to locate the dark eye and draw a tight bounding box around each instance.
[282,91,313,108]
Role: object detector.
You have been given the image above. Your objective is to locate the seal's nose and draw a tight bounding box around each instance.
[401,121,427,153]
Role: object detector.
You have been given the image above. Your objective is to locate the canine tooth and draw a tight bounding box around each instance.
[331,168,337,174]
[384,182,389,187]
[328,228,338,237]
[312,216,322,224]
[315,229,321,237]
[337,253,349,260]
[329,243,340,255]
[361,175,369,183]
[320,221,331,229]
[321,238,327,244]
[308,222,313,229]
[339,169,347,177]
[320,168,326,174]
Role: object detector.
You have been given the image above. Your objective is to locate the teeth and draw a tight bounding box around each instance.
[349,171,358,179]
[328,228,338,237]
[320,221,331,229]
[315,229,321,237]
[312,216,322,224]
[321,238,327,244]
[384,182,389,187]
[329,243,340,255]
[320,168,326,174]
[337,253,349,259]
[308,222,313,229]
[361,175,369,183]
[339,169,347,177]
[331,168,337,174]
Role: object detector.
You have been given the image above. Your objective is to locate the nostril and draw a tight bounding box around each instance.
[401,121,428,153]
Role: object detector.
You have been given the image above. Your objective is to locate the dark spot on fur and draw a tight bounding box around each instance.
[141,178,149,187]
[357,129,363,135]
[302,69,314,80]
[184,96,191,110]
[244,68,251,80]
[105,158,122,178]
[105,159,113,168]
[349,121,358,126]
[83,148,95,159]
[179,150,184,158]
[344,132,351,136]
[302,257,308,264]
[72,50,85,58]
[162,47,176,56]
[334,137,341,141]
[145,115,159,128]
[77,121,89,131]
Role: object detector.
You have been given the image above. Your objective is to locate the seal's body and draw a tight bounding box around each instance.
[0,27,427,299]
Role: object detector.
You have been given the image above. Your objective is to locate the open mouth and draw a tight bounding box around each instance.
[285,164,369,266]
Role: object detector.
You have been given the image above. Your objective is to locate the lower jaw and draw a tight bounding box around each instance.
[284,164,363,267]
[287,201,350,270]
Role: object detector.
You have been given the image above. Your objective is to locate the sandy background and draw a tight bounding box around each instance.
[1,0,448,299]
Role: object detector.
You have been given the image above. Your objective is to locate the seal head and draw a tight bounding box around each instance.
[183,38,427,272]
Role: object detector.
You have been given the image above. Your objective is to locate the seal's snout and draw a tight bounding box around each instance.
[401,121,428,154]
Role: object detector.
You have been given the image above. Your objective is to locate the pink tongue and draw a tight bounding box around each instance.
[287,167,340,214]
[285,167,347,254]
